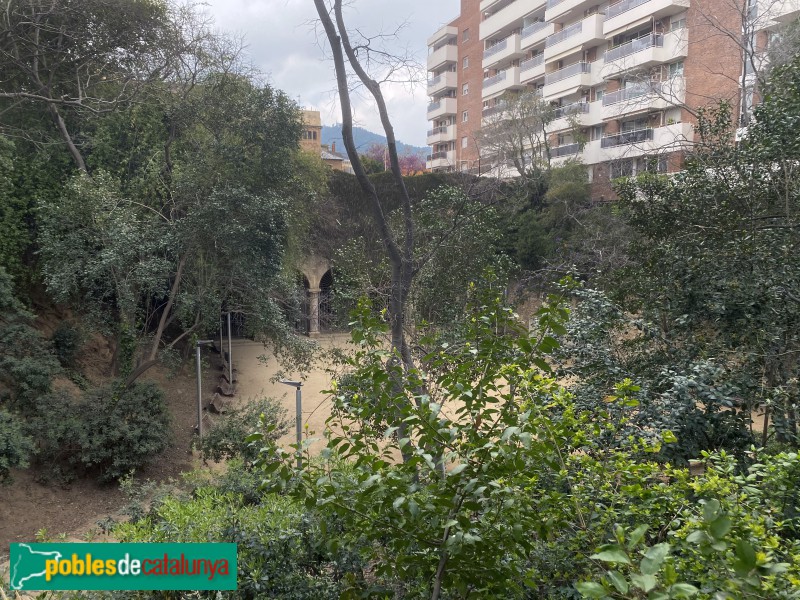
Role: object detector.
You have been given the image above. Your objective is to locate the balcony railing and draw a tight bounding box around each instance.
[601,128,654,148]
[483,102,508,118]
[427,151,449,161]
[428,74,443,87]
[430,40,457,52]
[554,101,590,119]
[484,38,508,59]
[546,0,565,8]
[483,70,507,88]
[521,20,549,38]
[544,61,591,85]
[552,143,580,157]
[484,0,519,18]
[602,84,653,105]
[427,101,441,112]
[606,0,651,19]
[546,21,582,47]
[427,126,449,136]
[605,34,663,62]
[521,54,545,71]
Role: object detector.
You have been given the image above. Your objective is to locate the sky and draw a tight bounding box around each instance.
[203,0,460,147]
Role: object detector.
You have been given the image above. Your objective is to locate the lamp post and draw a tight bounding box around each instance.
[195,340,215,438]
[280,380,303,469]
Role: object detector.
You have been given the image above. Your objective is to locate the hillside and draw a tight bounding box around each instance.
[321,124,427,158]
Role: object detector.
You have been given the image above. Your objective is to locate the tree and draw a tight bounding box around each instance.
[0,0,172,172]
[310,0,428,447]
[477,89,556,178]
[37,71,304,381]
[613,54,800,444]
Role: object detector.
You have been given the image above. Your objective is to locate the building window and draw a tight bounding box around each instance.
[462,110,469,122]
[463,56,469,69]
[302,130,317,140]
[462,82,469,96]
[463,28,470,42]
[462,136,468,149]
[671,17,686,30]
[669,60,684,77]
[610,159,634,179]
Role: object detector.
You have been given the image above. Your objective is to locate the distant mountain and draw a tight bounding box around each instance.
[321,124,427,158]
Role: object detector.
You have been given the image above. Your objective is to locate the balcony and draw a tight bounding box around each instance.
[546,0,607,22]
[551,142,581,158]
[605,34,662,62]
[520,53,546,82]
[480,0,542,40]
[426,124,456,145]
[773,0,800,22]
[604,0,690,36]
[427,25,458,48]
[427,97,458,119]
[601,30,687,77]
[601,127,654,148]
[544,13,605,62]
[543,61,592,97]
[482,66,522,98]
[520,20,554,49]
[548,100,590,131]
[427,42,458,70]
[482,34,523,68]
[427,71,458,96]
[601,77,686,119]
[426,149,455,170]
[601,121,693,160]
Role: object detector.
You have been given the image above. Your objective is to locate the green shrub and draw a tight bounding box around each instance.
[29,382,170,483]
[0,407,34,484]
[199,396,288,464]
[51,322,82,368]
[78,382,170,482]
[114,463,350,599]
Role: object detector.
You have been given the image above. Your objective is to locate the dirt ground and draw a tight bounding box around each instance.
[0,333,348,559]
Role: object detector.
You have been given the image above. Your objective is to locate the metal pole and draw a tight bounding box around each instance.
[219,314,223,357]
[227,312,233,384]
[195,343,203,438]
[295,385,303,470]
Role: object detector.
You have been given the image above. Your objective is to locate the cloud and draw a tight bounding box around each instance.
[203,0,459,146]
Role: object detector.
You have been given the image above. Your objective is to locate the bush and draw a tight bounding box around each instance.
[199,396,288,464]
[113,461,351,599]
[0,408,34,484]
[29,381,170,483]
[51,322,82,368]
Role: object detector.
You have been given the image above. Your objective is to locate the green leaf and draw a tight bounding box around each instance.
[448,463,467,476]
[631,573,658,592]
[703,499,721,523]
[668,583,699,598]
[708,516,731,540]
[628,525,649,550]
[640,543,670,575]
[734,539,756,569]
[591,547,631,565]
[574,581,608,598]
[606,570,629,594]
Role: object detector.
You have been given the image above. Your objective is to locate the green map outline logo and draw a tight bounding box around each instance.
[8,543,237,591]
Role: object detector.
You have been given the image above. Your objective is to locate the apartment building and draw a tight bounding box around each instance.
[426,0,799,198]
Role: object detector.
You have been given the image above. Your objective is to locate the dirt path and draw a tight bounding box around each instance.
[227,333,350,455]
[0,333,348,557]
